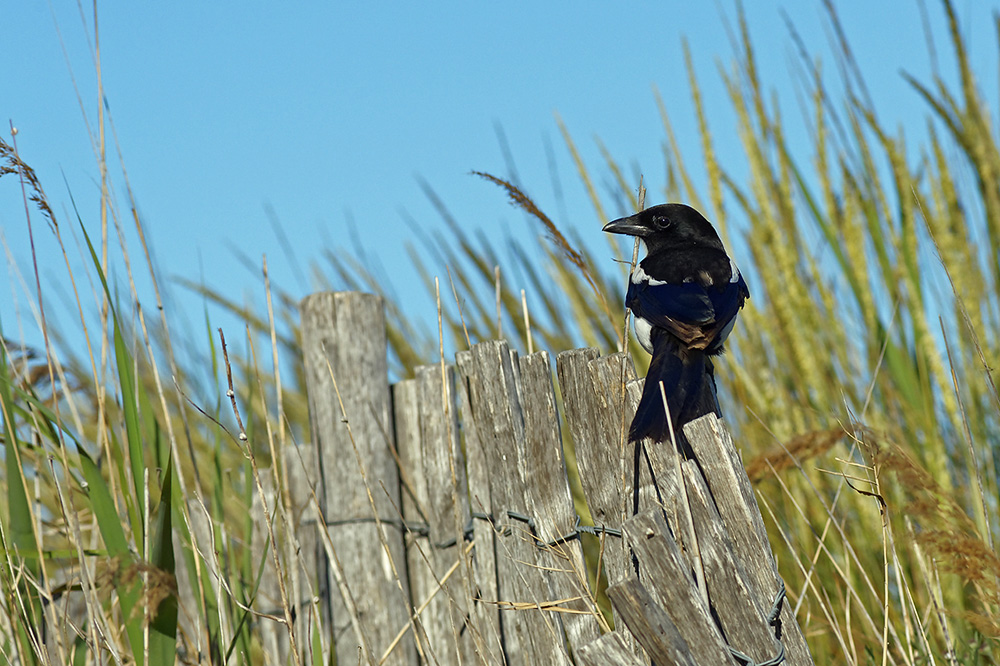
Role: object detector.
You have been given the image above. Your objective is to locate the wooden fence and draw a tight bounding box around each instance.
[202,290,815,665]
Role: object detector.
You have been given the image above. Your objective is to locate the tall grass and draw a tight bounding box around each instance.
[1,0,998,663]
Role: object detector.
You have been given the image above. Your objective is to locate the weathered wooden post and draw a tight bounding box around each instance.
[456,341,604,666]
[393,364,490,665]
[296,291,814,666]
[300,292,416,665]
[557,348,814,665]
[556,349,640,655]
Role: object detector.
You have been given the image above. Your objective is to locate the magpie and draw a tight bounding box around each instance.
[603,203,749,445]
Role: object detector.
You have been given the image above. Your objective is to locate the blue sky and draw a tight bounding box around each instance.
[2,1,997,374]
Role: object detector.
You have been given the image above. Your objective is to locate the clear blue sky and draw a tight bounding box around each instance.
[2,2,996,371]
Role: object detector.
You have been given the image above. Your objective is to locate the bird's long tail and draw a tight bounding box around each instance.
[629,331,719,445]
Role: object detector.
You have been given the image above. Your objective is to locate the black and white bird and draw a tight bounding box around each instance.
[603,203,749,445]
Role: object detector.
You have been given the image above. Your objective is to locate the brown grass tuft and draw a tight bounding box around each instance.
[745,428,846,482]
[881,440,1000,637]
[0,135,57,230]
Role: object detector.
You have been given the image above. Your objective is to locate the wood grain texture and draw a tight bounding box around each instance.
[555,349,602,510]
[393,378,437,660]
[419,364,477,664]
[517,351,601,650]
[681,460,780,665]
[556,349,642,657]
[605,576,697,666]
[293,290,814,665]
[300,292,416,666]
[456,350,506,665]
[575,631,647,666]
[464,340,572,666]
[620,510,735,665]
[684,415,813,665]
[555,350,632,576]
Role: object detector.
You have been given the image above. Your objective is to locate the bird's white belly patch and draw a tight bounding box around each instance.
[633,316,654,354]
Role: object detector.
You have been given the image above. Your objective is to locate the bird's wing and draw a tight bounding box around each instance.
[627,276,747,350]
[627,279,713,324]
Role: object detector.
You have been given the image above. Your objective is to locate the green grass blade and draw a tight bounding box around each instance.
[77,216,160,663]
[0,325,42,665]
[77,445,129,558]
[77,426,145,661]
[0,329,39,569]
[113,321,147,543]
[147,452,178,664]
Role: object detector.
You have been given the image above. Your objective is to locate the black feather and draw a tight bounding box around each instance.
[628,330,718,449]
[603,203,749,445]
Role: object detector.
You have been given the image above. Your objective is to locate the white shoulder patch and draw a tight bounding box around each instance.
[632,263,667,286]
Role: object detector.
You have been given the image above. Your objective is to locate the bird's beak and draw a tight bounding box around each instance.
[602,213,649,237]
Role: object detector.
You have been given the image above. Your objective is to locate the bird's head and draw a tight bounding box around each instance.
[602,203,724,252]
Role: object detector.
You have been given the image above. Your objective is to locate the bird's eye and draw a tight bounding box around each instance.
[652,215,669,229]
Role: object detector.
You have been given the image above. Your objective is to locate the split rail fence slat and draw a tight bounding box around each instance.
[193,290,815,665]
